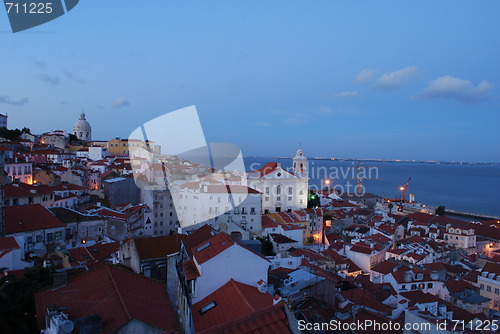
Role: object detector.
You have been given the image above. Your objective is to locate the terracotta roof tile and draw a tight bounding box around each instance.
[35,265,179,333]
[4,204,65,234]
[134,235,187,260]
[192,279,289,334]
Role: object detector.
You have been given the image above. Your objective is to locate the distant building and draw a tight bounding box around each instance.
[41,130,69,149]
[73,112,92,141]
[0,113,7,128]
[247,148,308,214]
[103,176,140,208]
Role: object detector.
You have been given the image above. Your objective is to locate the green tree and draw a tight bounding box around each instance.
[307,190,321,208]
[0,265,52,334]
[257,237,275,256]
[436,205,446,216]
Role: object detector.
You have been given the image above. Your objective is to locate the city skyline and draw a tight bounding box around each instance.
[1,1,499,162]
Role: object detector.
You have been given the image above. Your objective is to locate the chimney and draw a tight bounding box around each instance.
[273,294,282,305]
[257,279,267,293]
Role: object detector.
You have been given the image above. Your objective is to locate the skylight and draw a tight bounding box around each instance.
[199,301,217,315]
[196,242,211,252]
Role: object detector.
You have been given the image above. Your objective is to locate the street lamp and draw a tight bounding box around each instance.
[324,179,331,194]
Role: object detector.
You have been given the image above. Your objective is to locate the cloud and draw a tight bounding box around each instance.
[112,97,130,108]
[34,60,47,69]
[376,66,418,89]
[417,75,492,103]
[310,106,333,114]
[332,91,358,98]
[63,69,86,84]
[38,74,60,86]
[0,95,29,106]
[284,117,306,125]
[253,122,272,127]
[356,69,380,83]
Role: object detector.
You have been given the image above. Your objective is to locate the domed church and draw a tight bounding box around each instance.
[73,112,92,141]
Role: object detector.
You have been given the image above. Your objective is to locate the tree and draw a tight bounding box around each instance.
[0,265,52,334]
[257,237,275,256]
[436,205,446,216]
[307,190,321,208]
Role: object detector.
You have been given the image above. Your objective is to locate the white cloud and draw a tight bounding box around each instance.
[0,95,29,106]
[112,97,130,108]
[38,74,60,86]
[355,69,380,83]
[284,117,306,125]
[376,66,418,89]
[332,91,358,98]
[417,76,492,103]
[253,122,272,127]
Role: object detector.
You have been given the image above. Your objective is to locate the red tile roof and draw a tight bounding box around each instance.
[35,265,179,333]
[341,287,394,315]
[400,290,440,304]
[182,224,214,257]
[4,204,65,234]
[349,242,382,254]
[0,236,20,252]
[371,260,400,274]
[254,162,279,177]
[183,259,201,280]
[445,279,479,294]
[68,242,120,267]
[262,216,279,228]
[133,235,187,260]
[192,279,289,334]
[192,233,235,265]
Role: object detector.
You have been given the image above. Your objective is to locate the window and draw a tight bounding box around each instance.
[265,197,269,201]
[480,284,484,290]
[199,302,217,315]
[487,286,492,292]
[495,288,499,295]
[288,187,293,195]
[277,197,281,201]
[250,207,255,214]
[47,233,53,241]
[27,236,33,243]
[55,232,62,240]
[276,185,281,195]
[265,187,269,195]
[428,283,433,289]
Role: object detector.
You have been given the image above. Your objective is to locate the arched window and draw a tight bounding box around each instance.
[276,185,281,195]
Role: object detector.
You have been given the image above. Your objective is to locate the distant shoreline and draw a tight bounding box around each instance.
[243,156,500,166]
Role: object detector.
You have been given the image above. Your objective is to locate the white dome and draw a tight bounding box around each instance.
[73,112,92,140]
[74,119,91,132]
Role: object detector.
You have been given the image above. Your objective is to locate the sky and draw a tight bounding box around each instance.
[0,1,499,162]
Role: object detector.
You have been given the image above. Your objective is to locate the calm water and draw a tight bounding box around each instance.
[244,157,500,217]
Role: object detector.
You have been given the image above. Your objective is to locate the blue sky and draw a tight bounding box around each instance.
[0,1,499,162]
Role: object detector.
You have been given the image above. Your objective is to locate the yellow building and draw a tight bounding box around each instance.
[104,138,159,156]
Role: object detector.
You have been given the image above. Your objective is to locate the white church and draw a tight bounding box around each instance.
[247,148,309,214]
[73,112,92,141]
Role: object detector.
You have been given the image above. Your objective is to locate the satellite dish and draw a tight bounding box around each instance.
[62,320,74,333]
